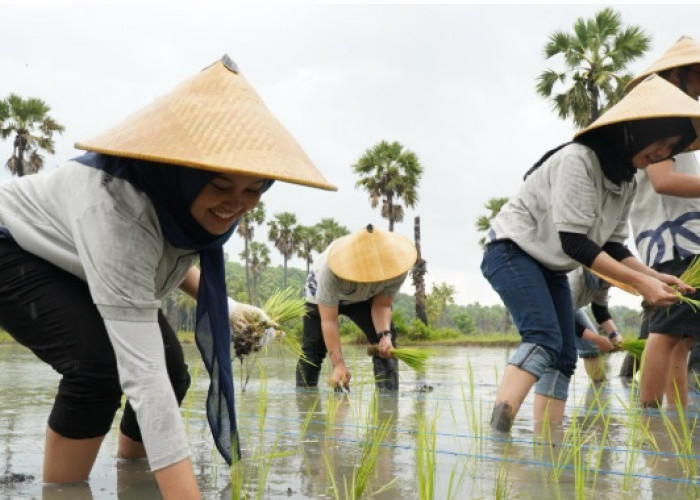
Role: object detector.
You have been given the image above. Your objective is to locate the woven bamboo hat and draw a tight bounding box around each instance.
[327,224,417,283]
[75,55,336,191]
[574,74,700,152]
[627,36,700,91]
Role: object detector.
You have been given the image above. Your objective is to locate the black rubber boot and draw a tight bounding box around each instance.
[372,355,399,390]
[296,359,321,387]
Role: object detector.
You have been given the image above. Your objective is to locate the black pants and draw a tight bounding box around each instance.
[0,239,190,440]
[295,300,398,388]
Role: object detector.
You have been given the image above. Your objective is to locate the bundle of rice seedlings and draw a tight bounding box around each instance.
[613,339,646,360]
[230,288,309,391]
[366,345,430,372]
[230,287,307,361]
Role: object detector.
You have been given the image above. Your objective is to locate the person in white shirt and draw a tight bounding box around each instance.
[482,75,700,432]
[0,55,335,499]
[624,36,700,408]
[296,224,416,391]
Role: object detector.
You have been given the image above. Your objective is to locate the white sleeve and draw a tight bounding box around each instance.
[104,319,190,471]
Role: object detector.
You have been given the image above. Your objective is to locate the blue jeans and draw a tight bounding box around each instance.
[481,240,577,397]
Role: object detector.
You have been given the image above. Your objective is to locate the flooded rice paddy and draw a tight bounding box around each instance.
[1,342,699,499]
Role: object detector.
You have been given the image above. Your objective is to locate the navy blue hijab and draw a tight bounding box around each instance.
[76,152,270,464]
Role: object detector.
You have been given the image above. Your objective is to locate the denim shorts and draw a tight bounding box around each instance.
[481,239,577,378]
[573,308,601,358]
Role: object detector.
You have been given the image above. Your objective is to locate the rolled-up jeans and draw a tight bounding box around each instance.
[481,239,577,400]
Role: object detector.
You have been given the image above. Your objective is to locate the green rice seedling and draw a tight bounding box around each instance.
[493,461,512,500]
[298,394,320,442]
[612,339,646,359]
[678,254,700,286]
[658,382,698,479]
[464,361,482,441]
[352,393,396,499]
[366,345,430,371]
[257,364,268,436]
[183,361,201,434]
[230,458,248,500]
[417,408,438,500]
[230,287,309,390]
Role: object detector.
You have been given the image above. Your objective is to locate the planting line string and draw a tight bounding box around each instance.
[223,420,700,486]
[242,386,700,419]
[181,407,700,462]
[248,413,700,461]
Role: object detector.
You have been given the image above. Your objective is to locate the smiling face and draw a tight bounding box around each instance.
[190,173,266,235]
[632,135,683,169]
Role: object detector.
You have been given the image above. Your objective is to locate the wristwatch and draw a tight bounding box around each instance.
[607,331,619,340]
[377,329,392,339]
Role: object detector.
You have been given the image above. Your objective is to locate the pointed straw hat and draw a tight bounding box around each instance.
[574,74,700,152]
[327,224,417,283]
[75,55,336,191]
[627,36,700,91]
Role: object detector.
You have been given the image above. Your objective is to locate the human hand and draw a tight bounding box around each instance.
[377,335,394,358]
[657,273,695,295]
[635,275,682,307]
[593,336,614,353]
[227,298,276,346]
[329,362,351,390]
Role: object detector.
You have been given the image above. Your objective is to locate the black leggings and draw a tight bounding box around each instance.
[0,239,190,440]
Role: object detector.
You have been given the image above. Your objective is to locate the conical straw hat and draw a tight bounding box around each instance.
[627,36,700,91]
[75,55,336,191]
[327,224,417,283]
[575,74,700,152]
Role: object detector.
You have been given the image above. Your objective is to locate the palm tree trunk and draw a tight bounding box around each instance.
[283,257,288,289]
[244,238,252,302]
[412,216,428,325]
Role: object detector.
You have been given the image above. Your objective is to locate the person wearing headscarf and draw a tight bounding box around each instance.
[296,224,416,391]
[481,75,700,433]
[622,36,700,407]
[567,268,622,382]
[0,56,335,498]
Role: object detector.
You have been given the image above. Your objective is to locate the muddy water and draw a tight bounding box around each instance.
[1,343,698,499]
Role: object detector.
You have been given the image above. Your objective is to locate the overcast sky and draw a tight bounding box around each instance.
[2,1,699,309]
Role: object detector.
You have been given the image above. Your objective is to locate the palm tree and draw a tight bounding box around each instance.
[476,197,509,248]
[176,290,197,332]
[296,225,324,274]
[268,212,300,289]
[315,218,349,248]
[411,216,428,325]
[1,93,65,176]
[244,241,270,306]
[426,282,456,327]
[535,8,651,129]
[353,140,423,231]
[237,202,266,302]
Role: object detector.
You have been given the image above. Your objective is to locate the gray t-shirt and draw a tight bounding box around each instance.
[0,160,197,471]
[567,267,610,310]
[489,143,636,271]
[304,248,407,306]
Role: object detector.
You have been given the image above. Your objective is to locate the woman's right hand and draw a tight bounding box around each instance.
[329,361,351,390]
[635,274,681,307]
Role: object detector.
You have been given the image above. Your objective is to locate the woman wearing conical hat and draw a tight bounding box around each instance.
[620,36,700,407]
[481,74,700,433]
[0,56,335,498]
[296,224,416,391]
